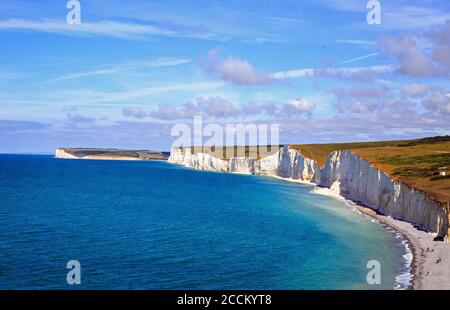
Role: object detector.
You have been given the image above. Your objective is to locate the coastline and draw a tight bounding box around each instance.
[372,211,450,290]
[304,180,450,290]
[168,145,449,289]
[176,167,420,289]
[269,176,416,290]
[351,204,415,290]
[218,171,450,290]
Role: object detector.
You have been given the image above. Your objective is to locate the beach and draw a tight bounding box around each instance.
[269,175,449,290]
[356,205,450,290]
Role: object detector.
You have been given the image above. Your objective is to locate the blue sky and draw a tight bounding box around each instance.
[0,0,449,153]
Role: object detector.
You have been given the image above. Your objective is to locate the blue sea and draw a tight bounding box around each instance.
[0,155,411,290]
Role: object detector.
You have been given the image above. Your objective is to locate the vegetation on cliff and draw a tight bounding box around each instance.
[293,136,450,204]
[58,148,170,161]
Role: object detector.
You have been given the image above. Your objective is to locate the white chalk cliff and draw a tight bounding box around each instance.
[55,149,79,159]
[169,146,449,242]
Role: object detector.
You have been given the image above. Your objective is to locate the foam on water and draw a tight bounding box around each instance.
[310,185,414,290]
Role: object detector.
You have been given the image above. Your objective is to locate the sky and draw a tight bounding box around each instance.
[0,0,449,153]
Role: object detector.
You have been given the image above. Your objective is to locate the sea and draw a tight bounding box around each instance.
[0,155,412,289]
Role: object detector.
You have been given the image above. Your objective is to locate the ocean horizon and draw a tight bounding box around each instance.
[0,155,411,290]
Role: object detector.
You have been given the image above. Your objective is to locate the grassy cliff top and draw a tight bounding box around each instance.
[290,136,450,166]
[60,148,170,160]
[291,136,450,204]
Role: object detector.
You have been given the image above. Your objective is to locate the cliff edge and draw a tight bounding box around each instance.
[169,146,449,242]
[56,148,170,161]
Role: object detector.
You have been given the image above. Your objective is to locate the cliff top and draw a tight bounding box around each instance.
[177,136,449,204]
[58,148,170,161]
[291,136,450,204]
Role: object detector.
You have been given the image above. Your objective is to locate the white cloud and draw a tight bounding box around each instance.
[272,65,392,79]
[334,39,376,47]
[122,107,148,119]
[401,84,429,97]
[282,98,315,116]
[48,58,191,82]
[0,18,222,40]
[201,49,271,86]
[149,96,240,120]
[380,21,450,77]
[51,81,224,105]
[341,52,379,65]
[423,88,450,114]
[382,6,450,30]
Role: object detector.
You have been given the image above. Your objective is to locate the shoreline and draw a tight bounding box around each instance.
[351,204,415,290]
[170,163,450,289]
[270,176,415,290]
[54,156,169,162]
[300,182,450,290]
[243,173,450,290]
[369,210,450,290]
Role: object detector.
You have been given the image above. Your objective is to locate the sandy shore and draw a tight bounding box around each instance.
[274,176,450,290]
[356,205,450,290]
[276,176,450,290]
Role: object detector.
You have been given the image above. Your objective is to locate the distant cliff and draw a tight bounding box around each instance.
[56,148,170,161]
[169,146,449,242]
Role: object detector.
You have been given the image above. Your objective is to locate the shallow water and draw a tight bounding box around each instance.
[0,155,410,289]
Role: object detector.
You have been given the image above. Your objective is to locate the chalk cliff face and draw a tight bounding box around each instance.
[55,149,79,159]
[169,146,449,241]
[321,151,449,239]
[55,148,169,161]
[169,148,229,171]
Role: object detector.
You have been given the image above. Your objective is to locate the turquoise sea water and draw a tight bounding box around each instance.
[0,155,410,289]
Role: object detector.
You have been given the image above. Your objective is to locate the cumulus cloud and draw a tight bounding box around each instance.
[429,20,450,73]
[196,96,240,118]
[148,96,315,121]
[401,84,429,97]
[201,49,272,85]
[67,113,96,123]
[149,96,240,120]
[380,34,435,77]
[326,83,450,141]
[333,87,391,113]
[149,103,196,120]
[281,98,315,117]
[122,107,148,119]
[423,88,450,114]
[242,98,315,119]
[241,101,278,115]
[380,20,450,77]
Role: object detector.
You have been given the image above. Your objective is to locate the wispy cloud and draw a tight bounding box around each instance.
[266,16,310,24]
[315,0,366,13]
[0,18,224,40]
[48,58,191,82]
[0,80,225,119]
[334,39,376,47]
[271,64,392,79]
[382,6,450,30]
[317,1,450,30]
[342,52,379,65]
[48,81,225,105]
[0,69,27,80]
